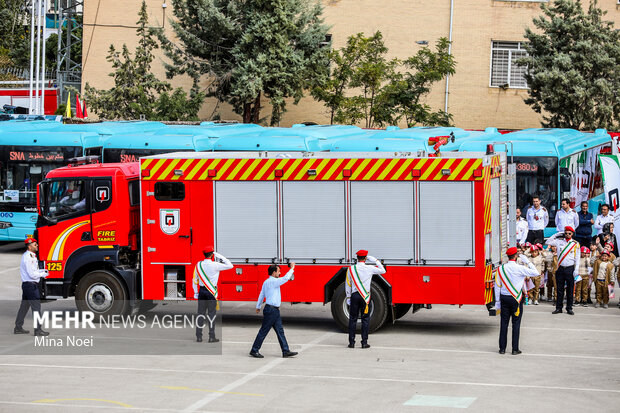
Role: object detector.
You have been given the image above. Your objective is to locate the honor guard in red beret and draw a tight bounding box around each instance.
[192,246,233,342]
[345,249,386,349]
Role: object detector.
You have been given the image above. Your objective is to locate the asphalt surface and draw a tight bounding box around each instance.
[1,241,619,412]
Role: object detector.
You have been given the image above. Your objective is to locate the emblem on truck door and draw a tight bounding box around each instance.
[159,209,180,235]
[95,186,109,202]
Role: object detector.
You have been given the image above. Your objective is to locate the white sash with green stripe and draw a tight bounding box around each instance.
[557,240,578,267]
[348,265,370,304]
[195,261,218,299]
[495,264,523,303]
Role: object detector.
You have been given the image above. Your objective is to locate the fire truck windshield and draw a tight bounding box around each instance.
[40,179,88,221]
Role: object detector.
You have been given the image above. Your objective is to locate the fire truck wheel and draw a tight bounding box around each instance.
[330,281,389,333]
[393,304,412,320]
[76,270,129,317]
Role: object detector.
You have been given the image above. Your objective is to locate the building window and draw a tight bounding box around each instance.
[490,41,528,89]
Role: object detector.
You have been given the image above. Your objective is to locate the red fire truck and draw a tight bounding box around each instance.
[36,150,507,331]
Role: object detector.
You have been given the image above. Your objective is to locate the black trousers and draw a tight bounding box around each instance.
[15,282,42,330]
[251,304,290,353]
[555,265,575,311]
[575,235,591,249]
[196,286,217,339]
[526,229,544,244]
[348,292,370,345]
[499,294,524,352]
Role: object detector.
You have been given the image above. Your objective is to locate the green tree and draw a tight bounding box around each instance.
[0,0,30,68]
[521,0,620,130]
[155,0,330,125]
[313,32,455,128]
[84,1,203,120]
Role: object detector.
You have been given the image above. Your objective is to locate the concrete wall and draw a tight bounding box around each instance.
[82,0,619,128]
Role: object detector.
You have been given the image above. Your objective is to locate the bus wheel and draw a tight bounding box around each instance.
[76,270,128,317]
[394,304,412,320]
[330,281,389,333]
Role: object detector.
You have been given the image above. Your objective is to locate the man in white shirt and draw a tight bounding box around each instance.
[250,263,298,358]
[545,226,580,315]
[192,246,233,343]
[346,249,386,349]
[515,208,529,246]
[594,204,615,235]
[526,196,549,244]
[14,238,49,336]
[494,246,540,355]
[555,198,579,233]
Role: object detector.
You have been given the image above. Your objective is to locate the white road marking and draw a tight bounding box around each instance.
[182,332,335,411]
[0,361,618,395]
[220,341,620,361]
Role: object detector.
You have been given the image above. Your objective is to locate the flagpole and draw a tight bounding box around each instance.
[34,0,42,114]
[41,0,47,115]
[28,0,36,114]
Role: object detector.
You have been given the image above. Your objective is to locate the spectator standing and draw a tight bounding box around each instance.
[596,223,619,258]
[527,245,544,305]
[592,251,614,308]
[575,201,594,248]
[555,198,579,233]
[515,208,529,246]
[594,204,614,235]
[526,196,549,244]
[575,247,592,306]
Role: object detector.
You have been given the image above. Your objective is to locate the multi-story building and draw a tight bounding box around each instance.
[82,0,619,129]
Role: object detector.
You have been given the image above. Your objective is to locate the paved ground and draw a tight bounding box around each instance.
[1,241,619,412]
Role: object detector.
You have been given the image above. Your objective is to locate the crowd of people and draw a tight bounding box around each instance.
[514,198,618,310]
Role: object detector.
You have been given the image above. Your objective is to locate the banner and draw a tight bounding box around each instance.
[598,155,620,236]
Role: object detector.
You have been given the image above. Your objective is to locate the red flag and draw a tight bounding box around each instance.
[82,100,88,118]
[76,95,83,118]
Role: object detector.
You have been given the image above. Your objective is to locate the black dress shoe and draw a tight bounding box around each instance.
[208,337,220,343]
[552,309,562,314]
[14,327,29,334]
[566,310,574,315]
[512,350,522,355]
[249,351,264,358]
[499,349,505,354]
[34,329,49,337]
[361,343,371,349]
[196,337,202,342]
[347,343,354,348]
[282,351,298,358]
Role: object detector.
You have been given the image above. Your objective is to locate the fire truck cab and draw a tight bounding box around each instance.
[36,161,141,315]
[37,150,508,332]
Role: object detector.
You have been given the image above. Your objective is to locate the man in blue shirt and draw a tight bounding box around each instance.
[250,263,298,358]
[575,201,594,248]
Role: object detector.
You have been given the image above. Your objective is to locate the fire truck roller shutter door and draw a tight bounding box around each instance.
[330,280,389,333]
[418,181,474,265]
[351,181,414,263]
[215,182,277,261]
[282,181,345,263]
[491,178,501,264]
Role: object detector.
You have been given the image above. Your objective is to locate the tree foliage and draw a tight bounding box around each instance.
[46,15,83,70]
[521,0,620,130]
[84,1,203,120]
[0,0,30,69]
[154,0,330,125]
[312,32,455,128]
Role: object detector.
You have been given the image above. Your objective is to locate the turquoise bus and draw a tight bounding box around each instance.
[453,128,613,236]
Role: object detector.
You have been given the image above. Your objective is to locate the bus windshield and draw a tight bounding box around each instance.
[0,146,82,212]
[514,156,558,224]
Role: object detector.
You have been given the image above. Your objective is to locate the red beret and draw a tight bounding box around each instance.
[564,226,575,232]
[356,249,368,256]
[601,250,610,256]
[605,242,614,249]
[581,247,590,254]
[506,247,518,255]
[24,237,37,245]
[202,245,214,254]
